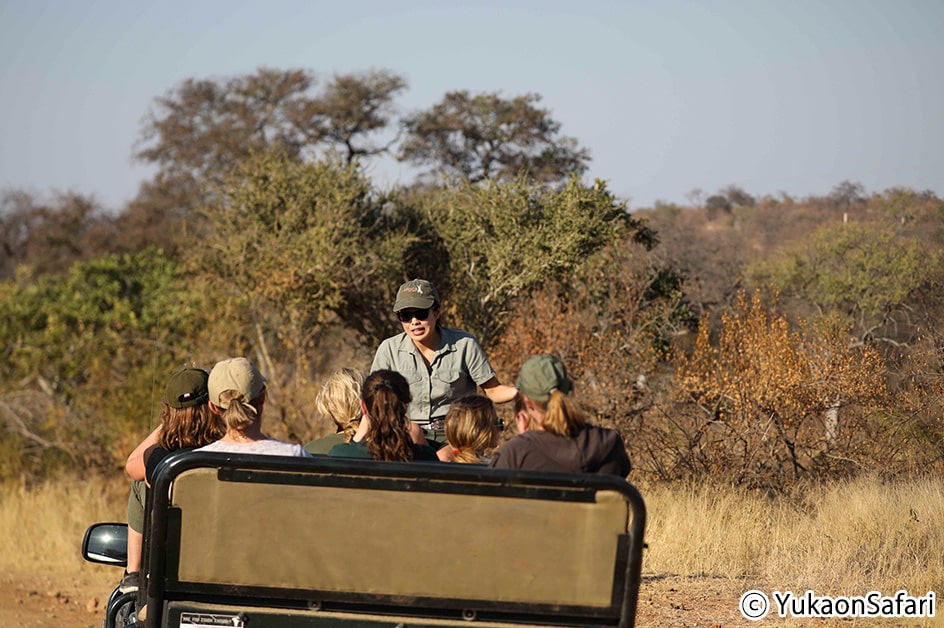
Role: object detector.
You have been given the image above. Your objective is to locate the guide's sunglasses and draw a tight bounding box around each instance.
[494,419,505,432]
[397,308,431,323]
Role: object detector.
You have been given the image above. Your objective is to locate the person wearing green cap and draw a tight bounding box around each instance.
[120,367,225,596]
[490,354,631,477]
[371,278,517,447]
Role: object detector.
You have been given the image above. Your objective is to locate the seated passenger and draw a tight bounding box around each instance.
[120,367,223,594]
[489,354,631,477]
[328,369,439,462]
[444,395,503,464]
[304,367,365,455]
[196,357,312,457]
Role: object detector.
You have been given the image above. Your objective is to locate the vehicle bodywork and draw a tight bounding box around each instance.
[84,451,646,628]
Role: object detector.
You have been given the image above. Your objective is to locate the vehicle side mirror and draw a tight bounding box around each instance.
[82,523,128,567]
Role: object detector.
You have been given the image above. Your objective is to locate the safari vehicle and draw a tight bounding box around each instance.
[83,451,646,628]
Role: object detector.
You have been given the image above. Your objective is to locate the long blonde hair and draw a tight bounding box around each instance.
[315,368,364,443]
[534,391,587,438]
[445,395,498,464]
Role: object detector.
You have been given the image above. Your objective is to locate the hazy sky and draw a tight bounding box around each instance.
[1,0,942,211]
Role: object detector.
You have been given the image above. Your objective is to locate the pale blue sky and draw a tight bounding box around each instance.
[1,0,942,210]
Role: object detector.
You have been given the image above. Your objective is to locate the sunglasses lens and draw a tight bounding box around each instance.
[398,308,430,322]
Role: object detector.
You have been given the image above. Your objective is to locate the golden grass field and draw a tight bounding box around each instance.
[0,473,941,626]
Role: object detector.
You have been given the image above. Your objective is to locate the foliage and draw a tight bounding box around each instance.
[289,69,407,164]
[0,248,211,480]
[196,152,421,439]
[411,176,632,347]
[490,234,683,427]
[400,90,590,184]
[0,190,118,280]
[669,291,888,489]
[747,222,937,345]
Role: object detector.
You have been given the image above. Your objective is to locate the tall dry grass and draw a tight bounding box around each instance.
[0,475,127,575]
[642,474,944,598]
[1,472,940,624]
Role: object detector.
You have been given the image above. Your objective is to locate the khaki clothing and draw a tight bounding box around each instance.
[371,327,496,426]
[304,432,345,455]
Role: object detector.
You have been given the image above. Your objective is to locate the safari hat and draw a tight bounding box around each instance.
[164,367,210,409]
[208,357,267,409]
[393,278,440,312]
[516,354,573,404]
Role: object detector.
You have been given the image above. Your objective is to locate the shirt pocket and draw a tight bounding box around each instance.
[432,368,464,400]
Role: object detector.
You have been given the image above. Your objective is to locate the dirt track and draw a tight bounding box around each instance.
[1,571,755,627]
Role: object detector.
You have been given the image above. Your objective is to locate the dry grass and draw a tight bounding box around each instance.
[0,474,127,575]
[1,472,940,625]
[642,474,943,607]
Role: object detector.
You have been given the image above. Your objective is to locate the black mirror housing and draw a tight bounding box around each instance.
[82,522,128,567]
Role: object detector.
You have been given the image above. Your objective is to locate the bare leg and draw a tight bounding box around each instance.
[126,528,143,573]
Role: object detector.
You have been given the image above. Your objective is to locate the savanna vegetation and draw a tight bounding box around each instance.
[1,66,942,494]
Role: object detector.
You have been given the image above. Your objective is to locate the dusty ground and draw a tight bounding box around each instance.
[0,570,755,627]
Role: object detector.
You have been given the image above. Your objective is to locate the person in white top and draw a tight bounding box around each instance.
[196,357,311,458]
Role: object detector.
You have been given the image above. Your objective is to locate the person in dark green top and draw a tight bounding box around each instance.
[329,369,439,462]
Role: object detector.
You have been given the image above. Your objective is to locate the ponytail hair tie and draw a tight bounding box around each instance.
[371,380,394,394]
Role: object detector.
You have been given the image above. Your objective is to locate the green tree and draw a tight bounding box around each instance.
[399,91,590,184]
[409,177,632,346]
[0,248,210,480]
[747,222,937,345]
[197,152,420,438]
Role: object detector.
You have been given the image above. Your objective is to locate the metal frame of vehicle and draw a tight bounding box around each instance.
[99,451,645,628]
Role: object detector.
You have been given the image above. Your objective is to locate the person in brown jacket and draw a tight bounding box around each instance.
[490,354,630,477]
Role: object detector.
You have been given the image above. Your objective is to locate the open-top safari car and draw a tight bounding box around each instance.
[83,451,646,628]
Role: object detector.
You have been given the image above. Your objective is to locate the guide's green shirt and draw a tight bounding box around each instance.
[371,327,496,426]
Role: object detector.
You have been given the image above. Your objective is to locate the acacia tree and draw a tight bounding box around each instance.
[747,222,937,346]
[400,91,590,184]
[0,191,117,280]
[127,67,408,252]
[196,151,420,439]
[407,177,635,347]
[288,69,407,164]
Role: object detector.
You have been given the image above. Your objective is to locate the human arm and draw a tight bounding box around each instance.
[480,377,518,404]
[125,426,162,481]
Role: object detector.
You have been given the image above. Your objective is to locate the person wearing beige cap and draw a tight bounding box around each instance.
[196,357,312,457]
[371,278,517,447]
[490,354,630,477]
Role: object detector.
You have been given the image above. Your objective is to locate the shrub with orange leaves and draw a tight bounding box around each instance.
[671,291,888,489]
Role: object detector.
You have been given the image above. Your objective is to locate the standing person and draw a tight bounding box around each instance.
[328,370,439,462]
[490,354,631,477]
[121,367,224,594]
[371,278,516,445]
[196,357,312,457]
[443,394,504,464]
[304,367,364,455]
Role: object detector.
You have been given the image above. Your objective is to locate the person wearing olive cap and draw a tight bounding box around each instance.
[489,354,631,477]
[120,367,225,595]
[371,278,517,447]
[196,357,312,457]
